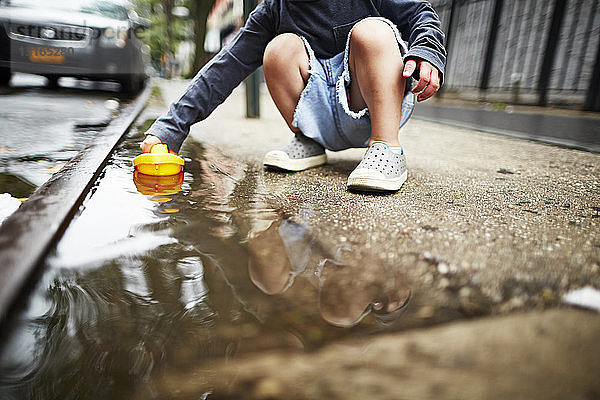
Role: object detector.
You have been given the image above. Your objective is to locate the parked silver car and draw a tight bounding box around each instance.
[0,0,149,92]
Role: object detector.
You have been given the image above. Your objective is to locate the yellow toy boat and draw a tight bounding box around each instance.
[132,144,184,176]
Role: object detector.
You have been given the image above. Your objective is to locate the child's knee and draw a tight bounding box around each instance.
[263,33,306,68]
[349,19,399,54]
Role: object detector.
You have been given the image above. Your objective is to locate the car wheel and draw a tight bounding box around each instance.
[0,67,11,86]
[120,74,144,94]
[45,75,59,88]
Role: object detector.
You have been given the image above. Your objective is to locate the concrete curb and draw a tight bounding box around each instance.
[412,105,600,153]
[0,83,152,324]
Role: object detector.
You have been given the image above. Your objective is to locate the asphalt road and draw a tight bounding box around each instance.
[0,73,127,195]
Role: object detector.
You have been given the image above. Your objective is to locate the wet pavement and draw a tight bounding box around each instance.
[0,80,598,399]
[0,73,126,196]
[413,101,600,153]
[0,123,413,399]
[0,82,152,324]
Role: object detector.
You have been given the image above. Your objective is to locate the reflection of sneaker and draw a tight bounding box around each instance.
[347,142,407,192]
[263,133,327,171]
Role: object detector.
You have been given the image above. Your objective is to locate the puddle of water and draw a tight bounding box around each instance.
[0,125,411,399]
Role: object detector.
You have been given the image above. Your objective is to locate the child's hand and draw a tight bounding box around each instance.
[402,58,441,102]
[140,134,177,154]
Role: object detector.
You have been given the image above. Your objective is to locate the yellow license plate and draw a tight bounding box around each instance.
[29,47,66,64]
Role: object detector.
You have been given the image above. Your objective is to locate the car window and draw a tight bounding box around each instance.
[6,0,128,20]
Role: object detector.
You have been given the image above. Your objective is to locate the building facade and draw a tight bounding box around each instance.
[431,0,600,110]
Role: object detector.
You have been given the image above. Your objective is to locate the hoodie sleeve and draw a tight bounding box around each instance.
[145,1,276,153]
[379,0,446,81]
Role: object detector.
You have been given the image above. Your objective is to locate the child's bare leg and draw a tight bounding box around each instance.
[263,33,310,133]
[262,34,327,171]
[348,19,406,146]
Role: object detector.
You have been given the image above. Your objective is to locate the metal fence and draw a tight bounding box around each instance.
[429,0,600,110]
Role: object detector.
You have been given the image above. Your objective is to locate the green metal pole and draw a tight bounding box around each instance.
[244,0,260,118]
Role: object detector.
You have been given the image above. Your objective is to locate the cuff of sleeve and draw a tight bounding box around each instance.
[145,120,185,154]
[404,48,445,85]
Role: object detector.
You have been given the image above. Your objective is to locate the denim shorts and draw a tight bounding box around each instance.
[291,17,416,151]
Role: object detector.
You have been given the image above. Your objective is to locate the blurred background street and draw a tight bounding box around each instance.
[0,73,123,193]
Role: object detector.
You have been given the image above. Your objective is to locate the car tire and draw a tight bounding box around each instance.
[0,67,11,86]
[45,75,59,88]
[120,74,145,94]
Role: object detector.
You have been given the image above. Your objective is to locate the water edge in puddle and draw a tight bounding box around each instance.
[0,125,411,399]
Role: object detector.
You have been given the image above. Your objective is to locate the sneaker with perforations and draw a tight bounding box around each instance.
[347,142,407,192]
[263,133,327,171]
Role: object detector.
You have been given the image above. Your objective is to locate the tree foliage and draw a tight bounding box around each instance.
[132,0,214,76]
[189,0,217,76]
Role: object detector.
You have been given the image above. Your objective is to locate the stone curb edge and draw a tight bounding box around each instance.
[0,83,153,325]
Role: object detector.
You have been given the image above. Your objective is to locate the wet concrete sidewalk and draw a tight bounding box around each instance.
[148,79,600,398]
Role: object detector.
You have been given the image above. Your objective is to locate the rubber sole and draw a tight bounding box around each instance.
[347,169,407,192]
[263,150,327,171]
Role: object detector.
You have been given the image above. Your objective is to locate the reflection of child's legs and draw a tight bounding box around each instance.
[348,19,406,147]
[263,33,310,134]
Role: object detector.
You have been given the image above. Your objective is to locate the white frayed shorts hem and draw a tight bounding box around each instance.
[291,17,415,151]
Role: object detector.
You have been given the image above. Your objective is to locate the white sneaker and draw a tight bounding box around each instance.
[264,134,327,171]
[347,142,407,192]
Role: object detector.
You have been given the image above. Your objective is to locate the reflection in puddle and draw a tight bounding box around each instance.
[0,129,411,399]
[247,216,410,328]
[134,171,184,213]
[133,171,184,196]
